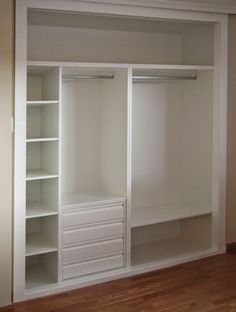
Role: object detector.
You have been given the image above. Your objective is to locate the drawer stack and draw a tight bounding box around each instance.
[62,199,126,280]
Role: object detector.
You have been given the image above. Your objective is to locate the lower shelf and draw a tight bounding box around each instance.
[26,264,55,290]
[26,252,58,290]
[131,236,211,266]
[131,214,212,266]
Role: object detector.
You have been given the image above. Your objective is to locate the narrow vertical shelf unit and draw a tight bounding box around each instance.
[14,0,227,302]
[25,65,60,290]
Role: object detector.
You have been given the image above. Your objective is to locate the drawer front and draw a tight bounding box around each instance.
[63,222,123,246]
[63,204,124,228]
[63,238,124,265]
[63,255,124,280]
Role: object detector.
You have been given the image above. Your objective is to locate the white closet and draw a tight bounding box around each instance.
[14,0,227,302]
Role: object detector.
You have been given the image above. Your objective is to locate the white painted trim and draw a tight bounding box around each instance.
[26,0,226,23]
[42,0,236,14]
[58,66,63,283]
[217,15,228,252]
[14,0,27,302]
[126,66,133,268]
[210,16,227,254]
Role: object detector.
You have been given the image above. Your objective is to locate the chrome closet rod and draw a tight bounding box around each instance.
[132,75,197,81]
[62,74,114,80]
[62,74,197,81]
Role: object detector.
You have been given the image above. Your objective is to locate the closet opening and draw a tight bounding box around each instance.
[131,67,214,264]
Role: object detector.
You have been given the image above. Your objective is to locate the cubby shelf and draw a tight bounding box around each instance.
[27,100,59,106]
[26,202,57,219]
[131,236,212,266]
[26,138,59,142]
[26,170,58,181]
[26,264,56,290]
[131,204,212,228]
[26,233,58,256]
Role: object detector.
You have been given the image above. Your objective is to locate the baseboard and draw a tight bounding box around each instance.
[226,242,236,253]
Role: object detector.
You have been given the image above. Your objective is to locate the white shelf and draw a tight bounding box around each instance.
[26,264,55,290]
[131,236,211,266]
[26,233,58,256]
[27,61,214,71]
[27,100,59,107]
[26,138,59,142]
[131,64,214,70]
[131,204,212,228]
[62,190,125,209]
[26,202,57,219]
[26,170,58,181]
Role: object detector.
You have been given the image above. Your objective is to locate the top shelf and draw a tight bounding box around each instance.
[27,100,59,107]
[131,203,212,228]
[131,64,213,71]
[27,61,214,71]
[62,190,125,209]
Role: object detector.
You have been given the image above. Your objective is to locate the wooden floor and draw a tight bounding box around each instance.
[2,252,236,312]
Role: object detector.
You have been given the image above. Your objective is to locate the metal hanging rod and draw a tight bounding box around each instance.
[62,74,197,81]
[63,74,114,80]
[132,75,197,81]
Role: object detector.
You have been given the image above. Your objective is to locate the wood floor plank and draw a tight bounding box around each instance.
[2,253,236,312]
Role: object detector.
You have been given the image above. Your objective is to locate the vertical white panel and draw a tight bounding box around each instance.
[58,66,62,282]
[132,81,182,209]
[42,67,60,100]
[101,68,128,196]
[42,104,59,138]
[212,18,228,252]
[27,107,42,138]
[180,71,213,206]
[27,76,42,101]
[126,67,133,267]
[14,0,27,302]
[61,79,102,194]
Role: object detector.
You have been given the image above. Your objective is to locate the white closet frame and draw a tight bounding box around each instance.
[14,0,228,302]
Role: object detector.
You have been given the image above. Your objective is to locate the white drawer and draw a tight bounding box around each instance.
[63,255,124,279]
[63,238,124,265]
[63,222,123,246]
[63,204,124,228]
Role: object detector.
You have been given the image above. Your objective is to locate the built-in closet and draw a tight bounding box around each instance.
[14,0,227,302]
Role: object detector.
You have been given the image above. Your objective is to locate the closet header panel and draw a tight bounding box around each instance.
[27,10,214,65]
